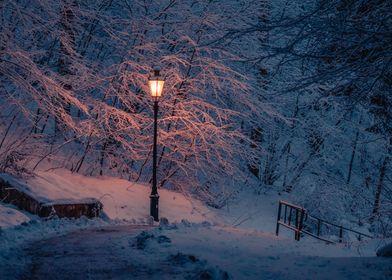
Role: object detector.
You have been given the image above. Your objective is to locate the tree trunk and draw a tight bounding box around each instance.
[346,129,359,185]
[371,138,392,221]
[248,127,262,178]
[371,155,389,220]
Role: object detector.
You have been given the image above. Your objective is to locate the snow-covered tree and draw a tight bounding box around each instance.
[0,0,270,203]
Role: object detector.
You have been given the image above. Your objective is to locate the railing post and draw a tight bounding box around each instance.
[276,201,282,236]
[297,208,305,241]
[317,219,321,236]
[295,208,299,241]
[284,205,287,223]
[339,226,343,243]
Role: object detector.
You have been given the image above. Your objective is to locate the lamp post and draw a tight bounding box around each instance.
[148,67,165,222]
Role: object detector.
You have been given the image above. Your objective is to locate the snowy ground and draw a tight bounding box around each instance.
[12,223,392,280]
[0,170,391,279]
[0,204,31,228]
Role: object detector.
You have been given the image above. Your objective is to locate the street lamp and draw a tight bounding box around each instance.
[148,67,165,222]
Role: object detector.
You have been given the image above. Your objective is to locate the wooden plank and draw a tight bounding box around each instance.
[276,201,282,236]
[307,214,372,239]
[301,230,336,244]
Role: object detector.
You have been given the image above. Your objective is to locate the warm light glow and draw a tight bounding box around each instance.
[148,79,165,98]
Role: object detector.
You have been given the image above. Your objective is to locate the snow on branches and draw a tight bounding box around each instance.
[0,0,268,199]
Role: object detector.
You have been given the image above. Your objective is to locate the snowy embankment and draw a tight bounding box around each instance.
[0,169,219,225]
[0,170,391,279]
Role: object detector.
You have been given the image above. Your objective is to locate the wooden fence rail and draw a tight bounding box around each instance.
[275,200,305,241]
[275,200,373,243]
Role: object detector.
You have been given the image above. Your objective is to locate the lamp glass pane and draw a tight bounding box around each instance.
[149,80,164,97]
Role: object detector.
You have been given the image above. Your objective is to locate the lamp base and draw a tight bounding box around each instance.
[150,194,159,222]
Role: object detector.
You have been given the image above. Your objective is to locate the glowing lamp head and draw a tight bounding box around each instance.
[148,68,165,99]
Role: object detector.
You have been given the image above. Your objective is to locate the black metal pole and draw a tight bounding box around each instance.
[150,99,159,221]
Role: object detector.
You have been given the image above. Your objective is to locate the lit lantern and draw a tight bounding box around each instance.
[148,67,165,222]
[148,68,165,98]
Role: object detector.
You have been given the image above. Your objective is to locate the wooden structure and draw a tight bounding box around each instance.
[275,200,305,241]
[0,176,102,219]
[276,200,373,243]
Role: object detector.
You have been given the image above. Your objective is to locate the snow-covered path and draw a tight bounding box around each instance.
[17,224,392,280]
[20,225,153,280]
